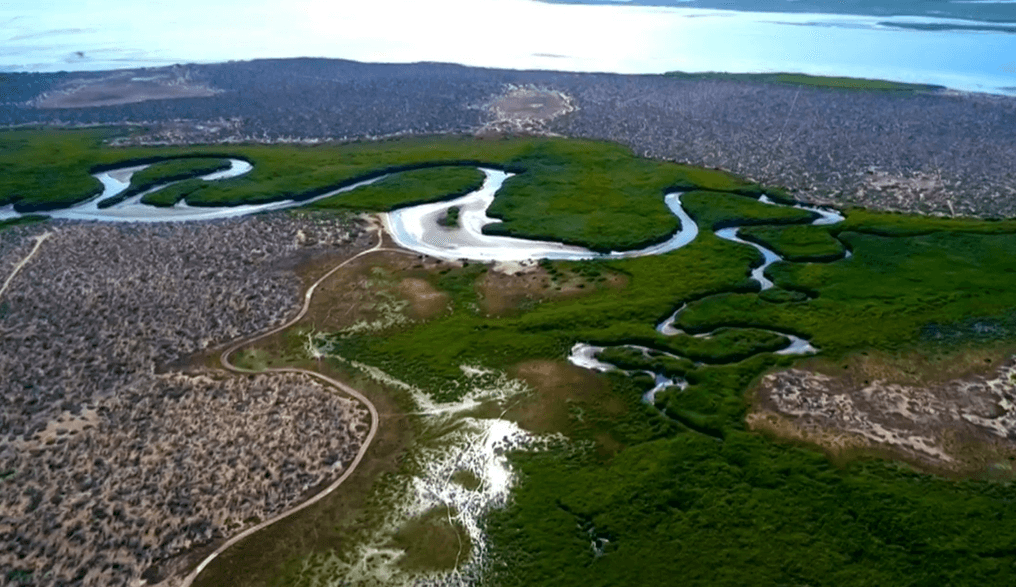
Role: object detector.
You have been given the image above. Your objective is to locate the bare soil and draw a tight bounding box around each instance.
[34,68,220,108]
[399,277,450,320]
[479,86,577,136]
[748,346,1016,477]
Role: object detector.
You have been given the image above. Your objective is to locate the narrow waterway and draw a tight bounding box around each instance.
[1,159,386,223]
[384,168,699,262]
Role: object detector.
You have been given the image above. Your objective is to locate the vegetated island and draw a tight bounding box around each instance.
[2,68,1016,586]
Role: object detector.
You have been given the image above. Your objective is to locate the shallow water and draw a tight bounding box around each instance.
[385,168,699,262]
[2,0,1014,95]
[5,159,386,224]
[384,170,595,262]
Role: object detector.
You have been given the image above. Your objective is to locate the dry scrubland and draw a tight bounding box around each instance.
[0,214,370,586]
[3,59,1015,217]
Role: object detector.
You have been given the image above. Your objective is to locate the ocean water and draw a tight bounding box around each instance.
[546,0,1016,24]
[2,0,1014,94]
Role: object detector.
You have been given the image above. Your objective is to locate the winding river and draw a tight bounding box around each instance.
[0,159,385,223]
[385,169,699,262]
[4,157,851,582]
[4,161,845,400]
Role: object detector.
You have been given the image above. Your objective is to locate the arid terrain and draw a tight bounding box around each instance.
[0,213,374,585]
[3,59,1015,218]
[749,350,1016,476]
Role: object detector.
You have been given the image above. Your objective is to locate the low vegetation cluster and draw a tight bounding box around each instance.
[0,213,365,585]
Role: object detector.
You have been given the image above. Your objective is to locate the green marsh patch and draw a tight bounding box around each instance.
[309,167,485,212]
[739,224,845,262]
[0,130,766,251]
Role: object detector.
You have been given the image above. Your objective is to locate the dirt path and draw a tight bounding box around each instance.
[181,220,414,587]
[0,230,52,301]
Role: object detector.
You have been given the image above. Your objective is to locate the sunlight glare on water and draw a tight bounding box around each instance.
[2,0,1015,94]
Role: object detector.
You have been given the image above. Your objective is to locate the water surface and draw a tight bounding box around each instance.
[2,0,1014,94]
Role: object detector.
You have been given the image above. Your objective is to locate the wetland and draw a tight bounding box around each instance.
[4,127,1016,586]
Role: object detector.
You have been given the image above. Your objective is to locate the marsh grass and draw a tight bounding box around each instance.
[739,224,845,261]
[0,130,762,250]
[11,129,1016,585]
[106,157,233,207]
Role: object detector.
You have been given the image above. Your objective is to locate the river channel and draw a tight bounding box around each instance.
[4,162,844,392]
[7,158,850,582]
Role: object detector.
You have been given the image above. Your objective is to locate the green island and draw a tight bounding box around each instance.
[437,206,461,227]
[5,127,1016,586]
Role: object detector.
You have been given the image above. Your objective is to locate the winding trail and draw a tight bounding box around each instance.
[181,222,414,587]
[0,231,52,301]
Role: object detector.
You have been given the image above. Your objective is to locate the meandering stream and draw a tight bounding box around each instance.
[4,157,851,582]
[4,160,844,403]
[0,159,384,223]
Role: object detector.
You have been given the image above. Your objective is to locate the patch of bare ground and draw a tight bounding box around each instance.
[747,347,1016,477]
[477,85,577,137]
[855,167,956,215]
[33,66,220,109]
[477,261,626,316]
[399,277,450,320]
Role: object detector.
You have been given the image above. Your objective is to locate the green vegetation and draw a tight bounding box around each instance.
[664,71,944,92]
[676,231,1016,357]
[309,167,484,211]
[0,129,765,251]
[681,190,814,230]
[841,208,1016,236]
[440,204,465,225]
[0,129,111,211]
[9,129,1016,585]
[739,224,845,262]
[111,157,232,207]
[0,214,47,232]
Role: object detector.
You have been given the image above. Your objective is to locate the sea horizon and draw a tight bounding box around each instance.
[3,0,1015,95]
